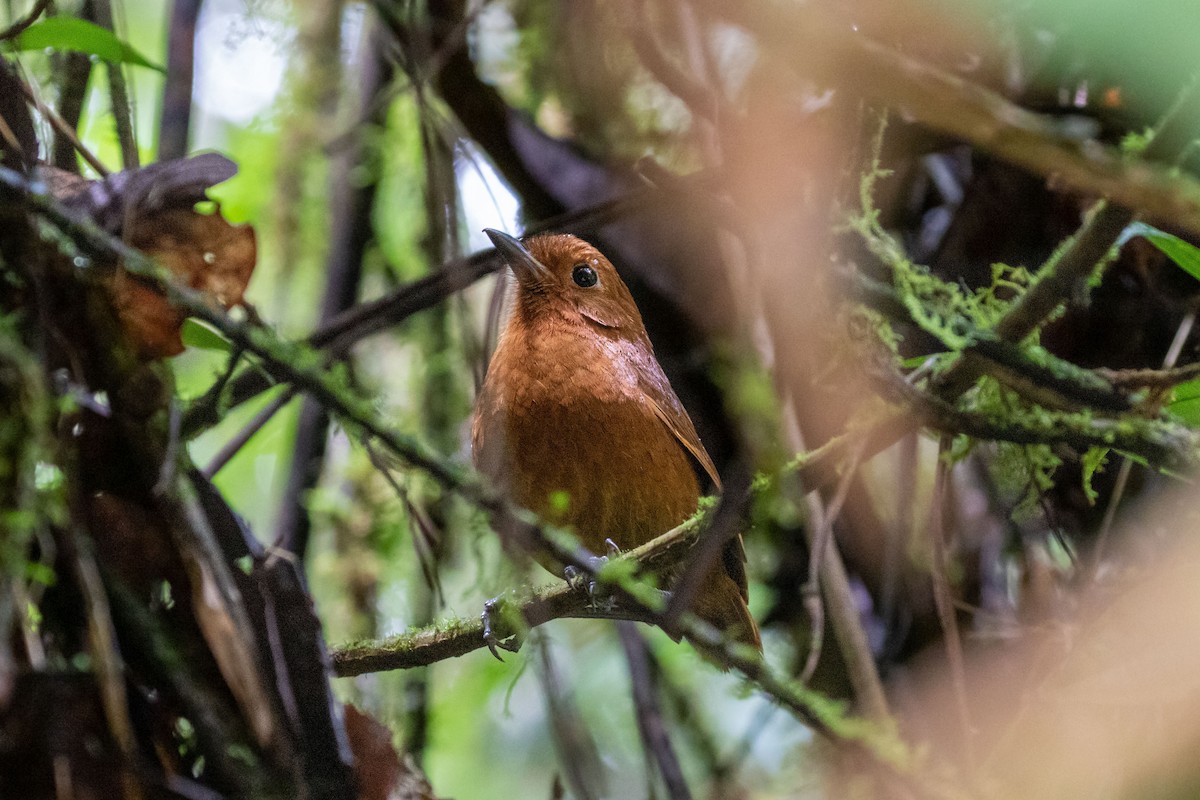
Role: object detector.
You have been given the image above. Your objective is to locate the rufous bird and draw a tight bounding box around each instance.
[472,229,761,651]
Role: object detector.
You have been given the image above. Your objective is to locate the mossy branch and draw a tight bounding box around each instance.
[332,519,705,677]
[1101,362,1200,391]
[850,270,1200,467]
[883,370,1200,471]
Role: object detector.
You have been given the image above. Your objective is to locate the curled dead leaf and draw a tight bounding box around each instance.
[119,206,256,358]
[184,554,277,751]
[129,207,256,308]
[42,155,255,360]
[343,704,438,800]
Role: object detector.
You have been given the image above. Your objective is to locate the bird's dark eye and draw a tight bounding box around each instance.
[572,264,598,288]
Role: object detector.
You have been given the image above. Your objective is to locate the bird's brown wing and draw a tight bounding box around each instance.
[638,371,721,491]
[635,353,756,602]
[643,380,752,603]
[633,346,755,630]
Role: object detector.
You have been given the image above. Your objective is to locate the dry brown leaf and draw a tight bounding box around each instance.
[129,207,257,307]
[37,164,92,199]
[41,156,255,360]
[183,554,277,750]
[110,269,190,359]
[117,206,256,358]
[87,491,187,595]
[343,704,438,800]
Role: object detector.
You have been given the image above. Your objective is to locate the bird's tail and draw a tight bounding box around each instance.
[688,573,762,653]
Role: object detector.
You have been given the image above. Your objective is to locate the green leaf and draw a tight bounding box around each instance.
[181,318,232,353]
[6,17,165,73]
[1119,221,1200,283]
[900,353,940,369]
[1081,447,1109,505]
[1115,450,1150,469]
[1168,377,1200,427]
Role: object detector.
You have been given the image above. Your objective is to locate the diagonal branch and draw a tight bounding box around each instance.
[617,623,693,800]
[0,0,51,40]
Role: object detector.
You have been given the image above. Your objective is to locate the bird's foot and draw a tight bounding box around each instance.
[563,565,615,611]
[481,595,523,661]
[563,564,589,593]
[565,539,624,612]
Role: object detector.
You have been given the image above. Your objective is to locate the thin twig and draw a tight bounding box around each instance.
[478,266,508,387]
[331,1,483,154]
[534,635,605,800]
[781,400,892,723]
[880,433,918,652]
[0,112,23,162]
[1100,361,1200,390]
[185,345,246,425]
[92,0,138,169]
[661,458,751,632]
[800,437,867,684]
[202,386,298,479]
[18,78,109,175]
[617,622,693,800]
[659,670,734,791]
[153,398,183,495]
[0,0,51,40]
[728,700,777,777]
[364,442,444,608]
[1093,311,1197,567]
[802,479,892,723]
[65,524,145,800]
[928,437,974,768]
[884,369,1200,471]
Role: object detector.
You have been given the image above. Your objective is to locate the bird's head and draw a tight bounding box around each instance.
[485,229,645,335]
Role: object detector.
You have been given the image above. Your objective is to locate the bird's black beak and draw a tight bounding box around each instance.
[484,229,553,287]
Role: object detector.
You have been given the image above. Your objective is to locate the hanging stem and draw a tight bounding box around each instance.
[929,437,974,767]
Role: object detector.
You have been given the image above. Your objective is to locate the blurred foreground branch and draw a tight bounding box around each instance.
[707,2,1200,238]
